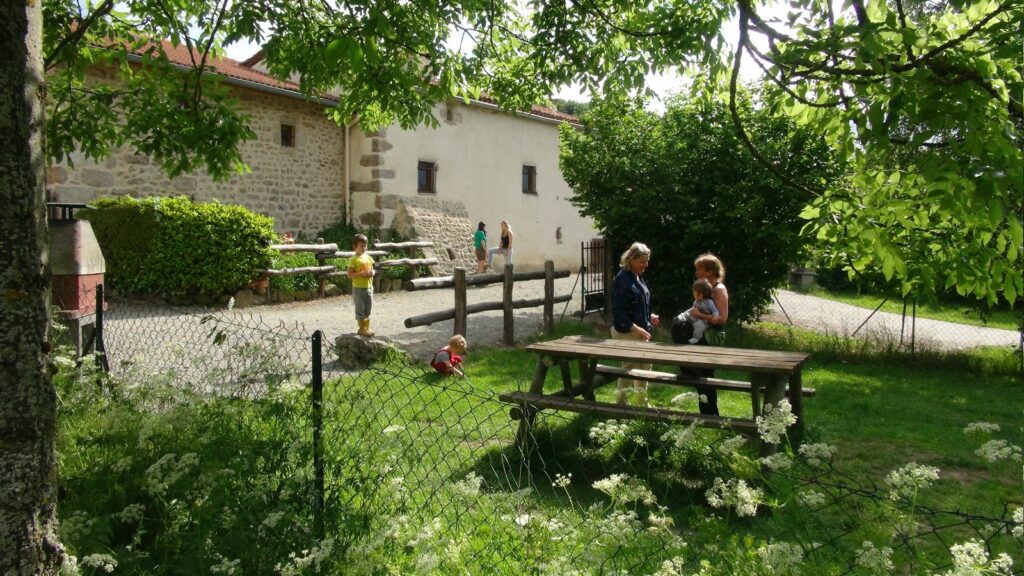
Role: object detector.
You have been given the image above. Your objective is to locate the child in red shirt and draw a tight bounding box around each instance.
[431,335,467,377]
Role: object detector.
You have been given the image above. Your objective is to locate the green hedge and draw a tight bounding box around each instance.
[82,196,275,298]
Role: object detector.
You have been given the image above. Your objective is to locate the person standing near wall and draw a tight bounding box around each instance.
[487,220,513,269]
[473,222,488,274]
[610,242,660,405]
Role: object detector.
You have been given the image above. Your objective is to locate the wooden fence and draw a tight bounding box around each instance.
[403,262,572,344]
[261,239,437,303]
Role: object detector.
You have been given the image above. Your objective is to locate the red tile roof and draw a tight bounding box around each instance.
[146,40,578,124]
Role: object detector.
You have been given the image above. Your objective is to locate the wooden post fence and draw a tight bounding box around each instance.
[403,261,573,343]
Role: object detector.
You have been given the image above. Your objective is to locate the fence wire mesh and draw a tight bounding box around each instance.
[55,284,1019,574]
[765,289,1022,354]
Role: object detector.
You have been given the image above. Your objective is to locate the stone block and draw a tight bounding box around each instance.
[125,154,150,165]
[334,333,401,369]
[371,139,393,152]
[360,154,382,167]
[350,181,381,193]
[172,177,197,192]
[232,289,257,308]
[81,169,115,188]
[359,211,383,226]
[372,169,395,179]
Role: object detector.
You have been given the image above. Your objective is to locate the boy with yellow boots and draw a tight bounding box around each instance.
[347,234,376,337]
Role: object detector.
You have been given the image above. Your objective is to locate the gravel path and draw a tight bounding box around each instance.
[249,274,586,361]
[765,290,1020,351]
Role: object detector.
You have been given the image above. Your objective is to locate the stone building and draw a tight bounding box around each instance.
[50,42,597,272]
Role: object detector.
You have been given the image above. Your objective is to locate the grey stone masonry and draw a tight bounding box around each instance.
[49,78,346,236]
[387,195,477,275]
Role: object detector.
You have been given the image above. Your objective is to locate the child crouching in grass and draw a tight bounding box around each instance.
[431,335,467,377]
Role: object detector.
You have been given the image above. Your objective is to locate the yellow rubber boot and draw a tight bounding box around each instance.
[357,319,371,337]
[363,318,375,337]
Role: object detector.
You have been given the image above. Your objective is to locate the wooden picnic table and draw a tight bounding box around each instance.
[499,335,812,454]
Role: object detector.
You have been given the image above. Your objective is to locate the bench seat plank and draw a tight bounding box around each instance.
[499,392,759,434]
[592,364,816,397]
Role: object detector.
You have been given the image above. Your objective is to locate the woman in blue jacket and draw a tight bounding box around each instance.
[610,242,660,405]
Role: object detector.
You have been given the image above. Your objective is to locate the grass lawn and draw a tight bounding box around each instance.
[804,286,1022,331]
[313,320,1022,573]
[57,318,1023,574]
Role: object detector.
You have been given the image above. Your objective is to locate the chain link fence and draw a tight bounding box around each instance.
[55,284,1019,574]
[764,289,1022,355]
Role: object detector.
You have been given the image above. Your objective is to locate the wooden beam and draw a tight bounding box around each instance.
[373,241,434,249]
[270,243,339,253]
[403,294,572,328]
[502,264,514,345]
[454,268,467,337]
[404,268,570,291]
[263,265,336,276]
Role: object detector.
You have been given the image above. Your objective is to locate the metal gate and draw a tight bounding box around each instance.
[580,238,610,316]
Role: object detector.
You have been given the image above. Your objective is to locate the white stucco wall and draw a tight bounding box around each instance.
[350,102,598,272]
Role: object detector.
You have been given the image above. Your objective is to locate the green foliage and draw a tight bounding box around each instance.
[43,0,255,180]
[82,196,275,298]
[268,251,320,292]
[560,95,840,321]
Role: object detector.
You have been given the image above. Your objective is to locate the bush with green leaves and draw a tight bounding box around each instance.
[560,94,842,322]
[268,251,321,292]
[82,196,275,298]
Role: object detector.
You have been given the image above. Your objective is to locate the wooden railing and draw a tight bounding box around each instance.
[404,262,571,344]
[261,239,437,303]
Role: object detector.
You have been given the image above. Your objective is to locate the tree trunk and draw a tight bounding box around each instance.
[0,1,65,573]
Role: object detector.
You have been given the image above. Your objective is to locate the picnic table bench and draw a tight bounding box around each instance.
[498,335,812,454]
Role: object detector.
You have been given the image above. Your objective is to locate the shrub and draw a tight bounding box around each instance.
[560,94,842,322]
[83,196,275,298]
[268,251,320,292]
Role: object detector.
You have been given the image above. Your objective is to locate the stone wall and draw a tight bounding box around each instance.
[387,195,477,275]
[48,79,346,236]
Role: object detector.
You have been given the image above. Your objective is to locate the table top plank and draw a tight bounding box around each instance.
[526,336,808,374]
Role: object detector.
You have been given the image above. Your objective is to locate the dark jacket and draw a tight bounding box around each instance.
[611,268,652,333]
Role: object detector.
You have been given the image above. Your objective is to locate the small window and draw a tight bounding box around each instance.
[522,165,537,194]
[417,161,437,193]
[280,124,295,148]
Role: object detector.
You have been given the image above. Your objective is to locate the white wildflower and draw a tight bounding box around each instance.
[382,424,405,435]
[593,509,642,541]
[943,539,1015,576]
[705,477,763,517]
[145,452,200,497]
[552,473,572,489]
[760,452,794,471]
[756,400,797,445]
[798,442,836,467]
[1012,507,1023,539]
[796,490,827,508]
[514,513,531,528]
[210,555,241,574]
[593,473,656,507]
[407,518,441,548]
[654,557,688,576]
[963,422,1001,435]
[81,554,117,573]
[885,462,940,501]
[115,503,146,523]
[681,477,704,489]
[589,420,631,445]
[452,472,483,498]
[854,541,894,574]
[757,541,804,575]
[717,435,748,456]
[647,510,675,530]
[660,421,701,449]
[974,439,1023,463]
[227,297,235,311]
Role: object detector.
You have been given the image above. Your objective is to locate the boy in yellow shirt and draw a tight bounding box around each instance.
[347,234,376,337]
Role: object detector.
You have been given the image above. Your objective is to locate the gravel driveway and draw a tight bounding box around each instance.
[250,274,586,361]
[765,289,1020,351]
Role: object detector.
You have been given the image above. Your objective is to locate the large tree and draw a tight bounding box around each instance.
[561,95,840,321]
[478,0,1022,306]
[0,1,65,573]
